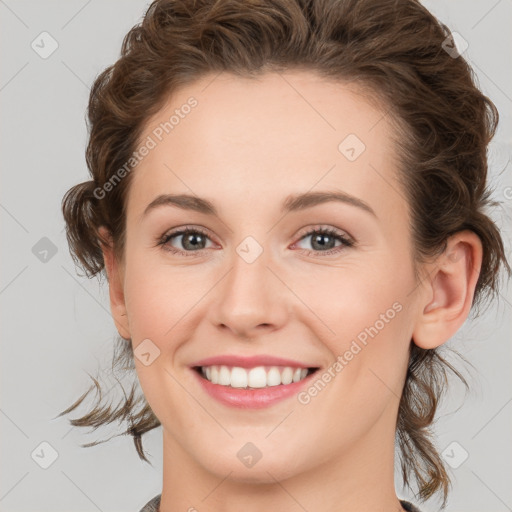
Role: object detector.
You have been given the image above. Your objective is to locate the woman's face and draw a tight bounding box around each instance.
[113,71,425,481]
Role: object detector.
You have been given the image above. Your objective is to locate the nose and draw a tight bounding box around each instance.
[209,244,290,339]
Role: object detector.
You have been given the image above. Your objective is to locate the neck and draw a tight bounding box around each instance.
[159,400,406,512]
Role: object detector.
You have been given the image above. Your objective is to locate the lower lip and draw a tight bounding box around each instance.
[191,368,317,409]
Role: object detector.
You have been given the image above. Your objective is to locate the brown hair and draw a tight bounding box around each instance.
[58,0,510,507]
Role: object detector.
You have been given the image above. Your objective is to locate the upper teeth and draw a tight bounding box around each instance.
[201,365,310,388]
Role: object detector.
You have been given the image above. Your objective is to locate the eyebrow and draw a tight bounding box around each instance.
[140,190,376,220]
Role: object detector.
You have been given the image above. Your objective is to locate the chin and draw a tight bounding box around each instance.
[197,444,306,484]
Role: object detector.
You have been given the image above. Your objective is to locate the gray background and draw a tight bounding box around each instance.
[1,1,511,511]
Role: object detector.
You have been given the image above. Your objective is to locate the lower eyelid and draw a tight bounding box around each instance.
[293,237,351,255]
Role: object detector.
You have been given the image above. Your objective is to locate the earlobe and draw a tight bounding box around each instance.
[412,230,483,350]
[98,226,131,340]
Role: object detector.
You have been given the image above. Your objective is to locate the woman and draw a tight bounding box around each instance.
[59,0,510,511]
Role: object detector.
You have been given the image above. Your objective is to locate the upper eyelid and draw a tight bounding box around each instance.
[295,225,352,241]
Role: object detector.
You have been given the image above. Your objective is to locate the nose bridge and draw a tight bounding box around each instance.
[212,235,288,336]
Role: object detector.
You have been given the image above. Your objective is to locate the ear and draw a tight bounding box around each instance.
[412,230,483,349]
[98,226,131,340]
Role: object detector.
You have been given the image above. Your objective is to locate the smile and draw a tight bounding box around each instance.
[191,364,320,409]
[195,365,317,389]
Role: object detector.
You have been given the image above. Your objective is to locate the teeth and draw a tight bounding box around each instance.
[219,365,230,385]
[249,366,269,388]
[200,365,310,388]
[231,367,248,388]
[282,366,294,385]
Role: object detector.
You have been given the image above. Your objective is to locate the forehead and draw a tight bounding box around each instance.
[127,70,404,221]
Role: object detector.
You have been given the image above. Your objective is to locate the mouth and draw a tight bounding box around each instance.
[192,365,320,389]
[189,354,323,408]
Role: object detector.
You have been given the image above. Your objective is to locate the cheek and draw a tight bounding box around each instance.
[301,254,414,387]
[298,257,412,340]
[122,248,205,339]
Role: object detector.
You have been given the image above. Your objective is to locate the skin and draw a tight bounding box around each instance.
[99,71,482,512]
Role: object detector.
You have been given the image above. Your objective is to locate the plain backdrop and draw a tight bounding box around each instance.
[1,1,511,511]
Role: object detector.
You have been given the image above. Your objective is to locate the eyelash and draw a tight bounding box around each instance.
[157,225,354,258]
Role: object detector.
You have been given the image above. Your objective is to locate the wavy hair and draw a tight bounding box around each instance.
[58,0,510,507]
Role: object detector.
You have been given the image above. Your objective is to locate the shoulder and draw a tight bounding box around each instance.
[139,494,161,512]
[138,496,420,512]
[400,500,423,512]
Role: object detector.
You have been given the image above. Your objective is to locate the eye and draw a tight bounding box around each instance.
[292,226,354,257]
[158,226,215,257]
[157,224,354,258]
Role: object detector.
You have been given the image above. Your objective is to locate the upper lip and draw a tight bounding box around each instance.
[191,355,320,369]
